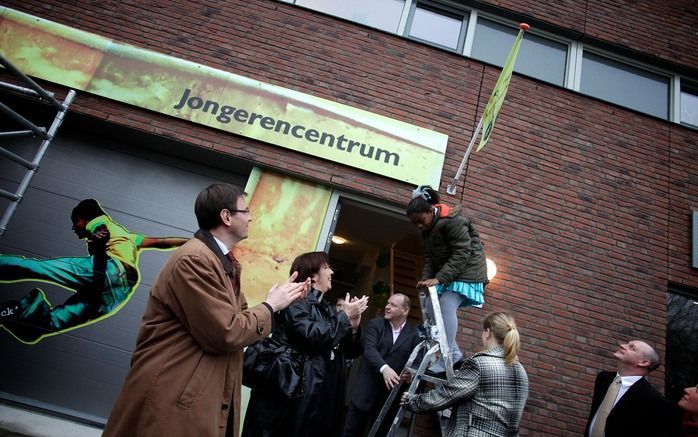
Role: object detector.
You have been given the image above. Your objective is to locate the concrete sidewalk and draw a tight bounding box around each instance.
[0,429,33,437]
[0,404,102,437]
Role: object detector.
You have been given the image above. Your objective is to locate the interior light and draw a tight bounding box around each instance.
[486,258,497,281]
[331,236,347,245]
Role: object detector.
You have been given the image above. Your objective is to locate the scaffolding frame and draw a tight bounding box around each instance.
[0,53,76,238]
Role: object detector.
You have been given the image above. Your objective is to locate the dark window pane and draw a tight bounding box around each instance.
[581,52,669,119]
[666,291,698,403]
[296,0,405,33]
[471,18,567,86]
[408,5,465,50]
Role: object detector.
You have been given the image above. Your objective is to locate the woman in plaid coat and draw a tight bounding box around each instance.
[402,312,529,437]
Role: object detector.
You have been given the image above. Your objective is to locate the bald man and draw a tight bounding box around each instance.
[585,340,680,437]
[342,293,421,437]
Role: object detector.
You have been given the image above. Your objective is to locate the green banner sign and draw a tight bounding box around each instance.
[0,7,448,187]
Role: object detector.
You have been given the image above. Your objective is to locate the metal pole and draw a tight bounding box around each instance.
[0,53,64,110]
[0,189,20,202]
[0,130,37,139]
[445,116,483,196]
[0,80,51,99]
[0,101,48,139]
[0,89,76,238]
[0,146,37,169]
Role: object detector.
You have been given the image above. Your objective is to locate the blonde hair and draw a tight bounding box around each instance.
[483,312,521,366]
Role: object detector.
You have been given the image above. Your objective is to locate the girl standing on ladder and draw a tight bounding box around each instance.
[406,185,488,377]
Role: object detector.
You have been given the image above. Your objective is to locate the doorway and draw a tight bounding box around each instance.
[318,193,424,435]
[317,193,423,324]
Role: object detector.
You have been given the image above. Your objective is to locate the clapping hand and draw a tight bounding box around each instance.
[340,293,369,331]
[264,272,311,312]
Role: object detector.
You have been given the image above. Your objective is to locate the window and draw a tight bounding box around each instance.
[681,83,698,128]
[407,3,468,51]
[291,1,686,124]
[580,51,670,119]
[471,18,567,86]
[666,287,698,403]
[295,0,405,33]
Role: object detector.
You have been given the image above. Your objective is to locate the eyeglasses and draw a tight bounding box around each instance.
[227,208,250,215]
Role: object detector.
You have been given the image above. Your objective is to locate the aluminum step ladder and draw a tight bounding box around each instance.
[367,285,454,437]
[0,53,76,238]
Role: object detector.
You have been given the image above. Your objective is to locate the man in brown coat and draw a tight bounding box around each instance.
[103,183,309,437]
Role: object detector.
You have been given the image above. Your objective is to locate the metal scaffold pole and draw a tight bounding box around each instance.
[0,53,76,238]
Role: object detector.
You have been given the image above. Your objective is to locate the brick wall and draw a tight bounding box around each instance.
[2,0,697,435]
[479,0,698,70]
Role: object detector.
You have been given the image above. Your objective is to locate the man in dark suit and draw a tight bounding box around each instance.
[585,340,680,437]
[342,293,421,437]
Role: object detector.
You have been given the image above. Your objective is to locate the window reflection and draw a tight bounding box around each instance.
[291,1,680,122]
[471,18,567,86]
[666,291,698,403]
[581,52,669,119]
[681,85,698,128]
[296,0,405,33]
[408,5,465,51]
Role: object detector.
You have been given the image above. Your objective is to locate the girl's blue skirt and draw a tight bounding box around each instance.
[436,281,485,308]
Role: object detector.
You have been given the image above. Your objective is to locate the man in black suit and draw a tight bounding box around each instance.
[585,340,680,437]
[342,293,421,437]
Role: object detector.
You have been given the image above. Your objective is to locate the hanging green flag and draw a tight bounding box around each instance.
[477,23,529,152]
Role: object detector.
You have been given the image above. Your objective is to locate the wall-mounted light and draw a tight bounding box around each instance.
[331,235,347,245]
[486,258,497,281]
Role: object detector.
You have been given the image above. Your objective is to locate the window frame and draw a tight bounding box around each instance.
[403,0,469,53]
[284,0,692,125]
[467,13,571,87]
[576,46,673,119]
[678,79,698,129]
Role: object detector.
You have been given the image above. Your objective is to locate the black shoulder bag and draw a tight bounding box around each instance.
[242,337,306,399]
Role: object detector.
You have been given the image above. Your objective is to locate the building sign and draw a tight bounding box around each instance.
[0,7,448,187]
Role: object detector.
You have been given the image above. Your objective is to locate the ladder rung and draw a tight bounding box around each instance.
[0,101,49,140]
[0,189,21,202]
[0,81,50,99]
[0,146,38,170]
[0,130,37,139]
[0,55,75,239]
[0,53,64,110]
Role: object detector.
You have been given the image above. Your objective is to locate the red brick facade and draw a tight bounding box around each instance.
[2,0,697,435]
[482,0,698,68]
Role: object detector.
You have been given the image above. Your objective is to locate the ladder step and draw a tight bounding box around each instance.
[0,146,38,169]
[0,101,49,139]
[0,130,37,139]
[0,53,76,238]
[0,188,21,202]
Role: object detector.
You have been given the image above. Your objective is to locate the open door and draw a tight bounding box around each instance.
[317,192,422,323]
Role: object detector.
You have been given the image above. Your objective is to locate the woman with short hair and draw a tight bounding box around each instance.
[242,251,368,437]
